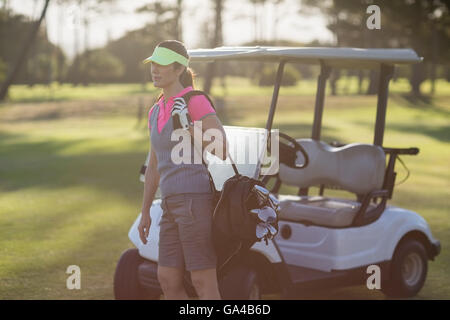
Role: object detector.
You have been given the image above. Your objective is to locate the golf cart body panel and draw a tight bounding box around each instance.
[274,205,437,272]
[128,200,162,263]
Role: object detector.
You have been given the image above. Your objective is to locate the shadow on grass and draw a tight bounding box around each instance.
[0,100,151,123]
[391,94,450,118]
[1,96,74,105]
[2,85,158,105]
[262,122,348,145]
[388,123,450,143]
[0,129,148,298]
[0,198,136,299]
[348,119,450,143]
[0,130,147,199]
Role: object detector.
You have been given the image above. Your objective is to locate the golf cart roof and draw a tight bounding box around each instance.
[188,46,422,68]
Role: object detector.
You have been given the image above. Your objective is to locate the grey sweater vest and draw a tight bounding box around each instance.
[150,103,212,199]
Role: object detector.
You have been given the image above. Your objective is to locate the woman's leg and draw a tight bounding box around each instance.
[170,193,220,299]
[190,268,221,300]
[157,265,189,299]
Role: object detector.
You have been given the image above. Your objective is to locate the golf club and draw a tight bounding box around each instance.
[253,185,270,207]
[267,224,278,236]
[256,223,269,239]
[268,194,280,210]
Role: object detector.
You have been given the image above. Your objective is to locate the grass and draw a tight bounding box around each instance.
[4,77,450,103]
[0,78,449,300]
[5,82,158,103]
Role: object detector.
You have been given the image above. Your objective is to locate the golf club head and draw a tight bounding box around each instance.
[256,223,269,239]
[267,224,278,236]
[250,208,261,217]
[257,206,277,223]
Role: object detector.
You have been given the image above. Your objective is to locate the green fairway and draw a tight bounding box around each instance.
[6,78,450,103]
[0,78,449,300]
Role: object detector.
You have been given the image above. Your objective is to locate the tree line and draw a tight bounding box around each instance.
[0,0,449,101]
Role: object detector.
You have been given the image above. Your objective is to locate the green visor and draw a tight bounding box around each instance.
[143,47,189,67]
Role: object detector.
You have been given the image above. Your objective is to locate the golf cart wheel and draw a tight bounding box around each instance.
[382,239,428,298]
[114,248,159,300]
[219,265,261,300]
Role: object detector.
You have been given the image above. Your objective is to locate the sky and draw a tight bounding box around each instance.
[9,0,334,59]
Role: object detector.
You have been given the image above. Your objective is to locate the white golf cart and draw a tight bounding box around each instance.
[114,47,441,300]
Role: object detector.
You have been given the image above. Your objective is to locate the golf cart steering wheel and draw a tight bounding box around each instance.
[278,132,309,169]
[261,132,309,193]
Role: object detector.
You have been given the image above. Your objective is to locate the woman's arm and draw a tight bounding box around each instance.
[141,147,160,214]
[139,147,159,244]
[188,114,228,161]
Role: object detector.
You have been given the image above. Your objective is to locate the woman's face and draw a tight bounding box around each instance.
[150,61,183,88]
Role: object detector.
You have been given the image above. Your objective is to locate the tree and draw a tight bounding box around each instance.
[301,0,450,96]
[271,0,286,42]
[203,0,224,94]
[104,24,167,83]
[59,0,119,86]
[0,0,51,101]
[136,0,183,41]
[67,48,124,83]
[0,57,6,83]
[0,7,65,87]
[173,0,183,41]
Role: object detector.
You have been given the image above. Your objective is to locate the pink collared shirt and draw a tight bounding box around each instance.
[148,86,216,133]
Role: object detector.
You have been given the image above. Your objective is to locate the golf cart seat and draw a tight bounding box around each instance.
[277,195,378,227]
[277,139,386,227]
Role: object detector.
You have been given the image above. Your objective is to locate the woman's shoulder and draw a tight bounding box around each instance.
[187,93,216,121]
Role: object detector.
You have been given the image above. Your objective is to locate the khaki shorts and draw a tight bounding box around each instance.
[158,193,217,271]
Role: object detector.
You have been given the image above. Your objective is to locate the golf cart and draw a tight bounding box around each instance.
[114,47,441,299]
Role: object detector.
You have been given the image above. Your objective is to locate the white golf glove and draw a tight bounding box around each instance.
[171,97,193,130]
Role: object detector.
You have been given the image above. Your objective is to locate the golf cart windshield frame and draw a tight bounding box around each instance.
[188,46,422,147]
[265,60,394,147]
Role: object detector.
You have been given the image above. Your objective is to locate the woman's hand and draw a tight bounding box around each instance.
[171,97,193,130]
[138,212,152,244]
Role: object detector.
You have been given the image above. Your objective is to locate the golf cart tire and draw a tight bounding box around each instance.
[382,239,428,298]
[219,265,261,300]
[114,248,158,300]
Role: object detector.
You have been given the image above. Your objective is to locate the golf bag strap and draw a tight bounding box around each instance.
[182,90,216,111]
[182,90,239,176]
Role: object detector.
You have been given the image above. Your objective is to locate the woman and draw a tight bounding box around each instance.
[138,40,228,300]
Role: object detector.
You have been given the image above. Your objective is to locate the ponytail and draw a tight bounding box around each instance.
[180,67,195,88]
